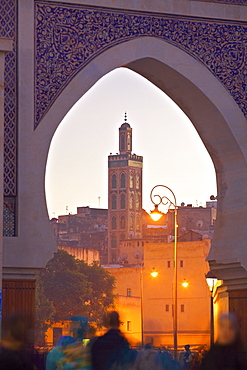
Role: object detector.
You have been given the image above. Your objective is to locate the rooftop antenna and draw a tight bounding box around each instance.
[66,205,68,214]
[98,196,101,208]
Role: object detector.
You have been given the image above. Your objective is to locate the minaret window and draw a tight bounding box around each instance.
[120,233,126,240]
[130,173,134,188]
[120,194,126,209]
[112,174,117,189]
[130,215,134,229]
[127,133,131,151]
[136,174,140,189]
[120,134,125,150]
[120,173,126,188]
[136,194,140,210]
[112,194,117,209]
[136,216,140,231]
[129,194,134,210]
[111,235,117,249]
[112,253,116,263]
[112,216,117,230]
[120,216,125,229]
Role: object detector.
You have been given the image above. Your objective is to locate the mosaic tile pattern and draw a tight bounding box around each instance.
[197,0,246,3]
[3,198,16,237]
[35,2,247,128]
[0,0,17,197]
[0,0,17,235]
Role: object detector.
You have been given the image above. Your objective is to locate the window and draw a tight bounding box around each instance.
[120,233,125,240]
[181,304,185,313]
[167,261,171,268]
[121,134,125,150]
[127,133,131,151]
[130,173,134,188]
[127,321,131,332]
[120,194,125,209]
[130,215,134,229]
[136,217,140,231]
[120,173,126,188]
[127,288,131,296]
[120,215,125,229]
[165,305,169,312]
[112,216,117,230]
[112,253,116,263]
[136,174,140,189]
[180,260,184,268]
[112,194,117,209]
[111,235,117,249]
[136,193,140,210]
[129,193,134,209]
[111,174,117,189]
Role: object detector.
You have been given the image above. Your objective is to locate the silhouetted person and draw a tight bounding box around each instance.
[0,313,33,370]
[91,311,130,370]
[182,345,193,370]
[200,313,247,370]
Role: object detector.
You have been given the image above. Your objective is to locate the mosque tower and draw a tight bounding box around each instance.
[108,113,143,264]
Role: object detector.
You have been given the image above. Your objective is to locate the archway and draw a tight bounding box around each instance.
[3,35,247,342]
[30,37,247,276]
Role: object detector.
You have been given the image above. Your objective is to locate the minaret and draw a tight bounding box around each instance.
[108,114,143,264]
[119,112,132,154]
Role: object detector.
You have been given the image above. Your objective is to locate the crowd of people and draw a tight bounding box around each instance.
[0,311,247,369]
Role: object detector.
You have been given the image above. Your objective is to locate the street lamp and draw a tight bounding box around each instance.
[205,271,218,347]
[150,204,164,222]
[182,279,189,288]
[151,268,159,278]
[150,184,178,360]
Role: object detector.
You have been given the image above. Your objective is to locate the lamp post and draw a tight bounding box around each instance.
[205,271,218,347]
[150,185,178,360]
[140,266,144,348]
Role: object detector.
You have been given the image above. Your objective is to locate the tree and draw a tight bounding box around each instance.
[39,250,92,321]
[36,249,115,338]
[77,260,116,327]
[35,275,55,345]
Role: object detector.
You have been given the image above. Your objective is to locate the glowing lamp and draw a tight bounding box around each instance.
[205,271,218,292]
[150,204,163,222]
[151,269,158,278]
[182,280,189,288]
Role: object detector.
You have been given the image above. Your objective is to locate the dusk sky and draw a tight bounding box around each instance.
[45,68,217,218]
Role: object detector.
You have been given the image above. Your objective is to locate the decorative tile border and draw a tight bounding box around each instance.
[0,0,18,236]
[3,198,16,237]
[196,0,246,4]
[0,0,17,197]
[35,2,247,128]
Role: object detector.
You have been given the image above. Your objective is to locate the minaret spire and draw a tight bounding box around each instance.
[119,113,132,154]
[124,111,127,122]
